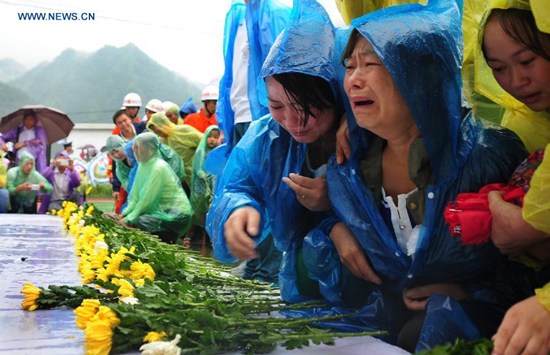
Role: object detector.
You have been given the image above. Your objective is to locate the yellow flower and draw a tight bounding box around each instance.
[84,319,114,355]
[143,331,167,343]
[74,299,101,329]
[86,205,95,216]
[95,306,121,328]
[129,260,156,282]
[112,278,134,298]
[20,283,41,311]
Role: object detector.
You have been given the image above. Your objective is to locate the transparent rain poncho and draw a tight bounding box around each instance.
[7,151,53,206]
[146,112,202,186]
[121,132,193,237]
[106,135,133,189]
[190,125,218,227]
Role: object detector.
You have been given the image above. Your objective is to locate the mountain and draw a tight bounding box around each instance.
[0,81,35,118]
[0,58,27,82]
[8,44,202,123]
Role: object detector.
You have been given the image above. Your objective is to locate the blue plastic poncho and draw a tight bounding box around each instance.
[291,0,528,348]
[121,133,192,238]
[215,0,291,152]
[206,0,341,302]
[179,97,198,117]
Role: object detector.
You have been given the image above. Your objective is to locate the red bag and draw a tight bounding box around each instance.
[444,183,526,245]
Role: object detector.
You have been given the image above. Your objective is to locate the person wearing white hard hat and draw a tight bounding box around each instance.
[113,92,143,136]
[183,86,218,133]
[144,99,163,122]
[122,92,142,123]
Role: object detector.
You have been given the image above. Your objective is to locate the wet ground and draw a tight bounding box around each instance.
[0,215,84,354]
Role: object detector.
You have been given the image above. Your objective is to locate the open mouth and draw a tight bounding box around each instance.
[355,100,374,106]
[350,96,375,108]
[521,92,540,104]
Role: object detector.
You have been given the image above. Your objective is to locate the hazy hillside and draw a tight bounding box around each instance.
[0,81,35,118]
[7,43,202,123]
[0,58,27,82]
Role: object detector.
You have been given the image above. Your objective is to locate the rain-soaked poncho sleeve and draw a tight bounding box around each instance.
[147,112,202,184]
[159,143,185,182]
[190,126,218,223]
[523,143,550,234]
[215,0,246,148]
[121,133,192,234]
[7,152,52,202]
[216,0,290,151]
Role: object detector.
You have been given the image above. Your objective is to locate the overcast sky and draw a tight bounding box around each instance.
[0,0,345,86]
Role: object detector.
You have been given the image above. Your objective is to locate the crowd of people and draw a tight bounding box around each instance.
[1,0,549,353]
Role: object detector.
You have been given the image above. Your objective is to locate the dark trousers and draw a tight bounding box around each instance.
[10,196,37,214]
[243,234,282,285]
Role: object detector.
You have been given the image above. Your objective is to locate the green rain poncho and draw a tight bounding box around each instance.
[106,135,132,189]
[190,125,218,227]
[7,151,52,206]
[146,112,202,186]
[121,132,192,238]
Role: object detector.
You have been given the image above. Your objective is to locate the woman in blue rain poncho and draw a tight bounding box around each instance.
[207,0,343,291]
[295,0,529,351]
[118,132,192,243]
[7,151,52,213]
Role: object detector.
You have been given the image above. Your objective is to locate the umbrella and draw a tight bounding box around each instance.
[0,105,74,145]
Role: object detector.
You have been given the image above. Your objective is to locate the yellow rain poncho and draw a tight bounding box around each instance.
[476,0,550,234]
[523,143,550,234]
[147,112,202,186]
[334,0,426,23]
[474,0,550,152]
[7,151,52,208]
[190,125,218,227]
[121,133,193,242]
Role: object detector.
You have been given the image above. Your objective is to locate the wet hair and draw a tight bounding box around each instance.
[483,8,550,61]
[112,109,127,124]
[272,72,335,127]
[341,29,363,67]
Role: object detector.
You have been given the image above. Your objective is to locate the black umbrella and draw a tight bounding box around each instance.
[0,105,74,145]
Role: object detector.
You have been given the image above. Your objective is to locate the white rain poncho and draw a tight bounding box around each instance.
[121,133,193,240]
